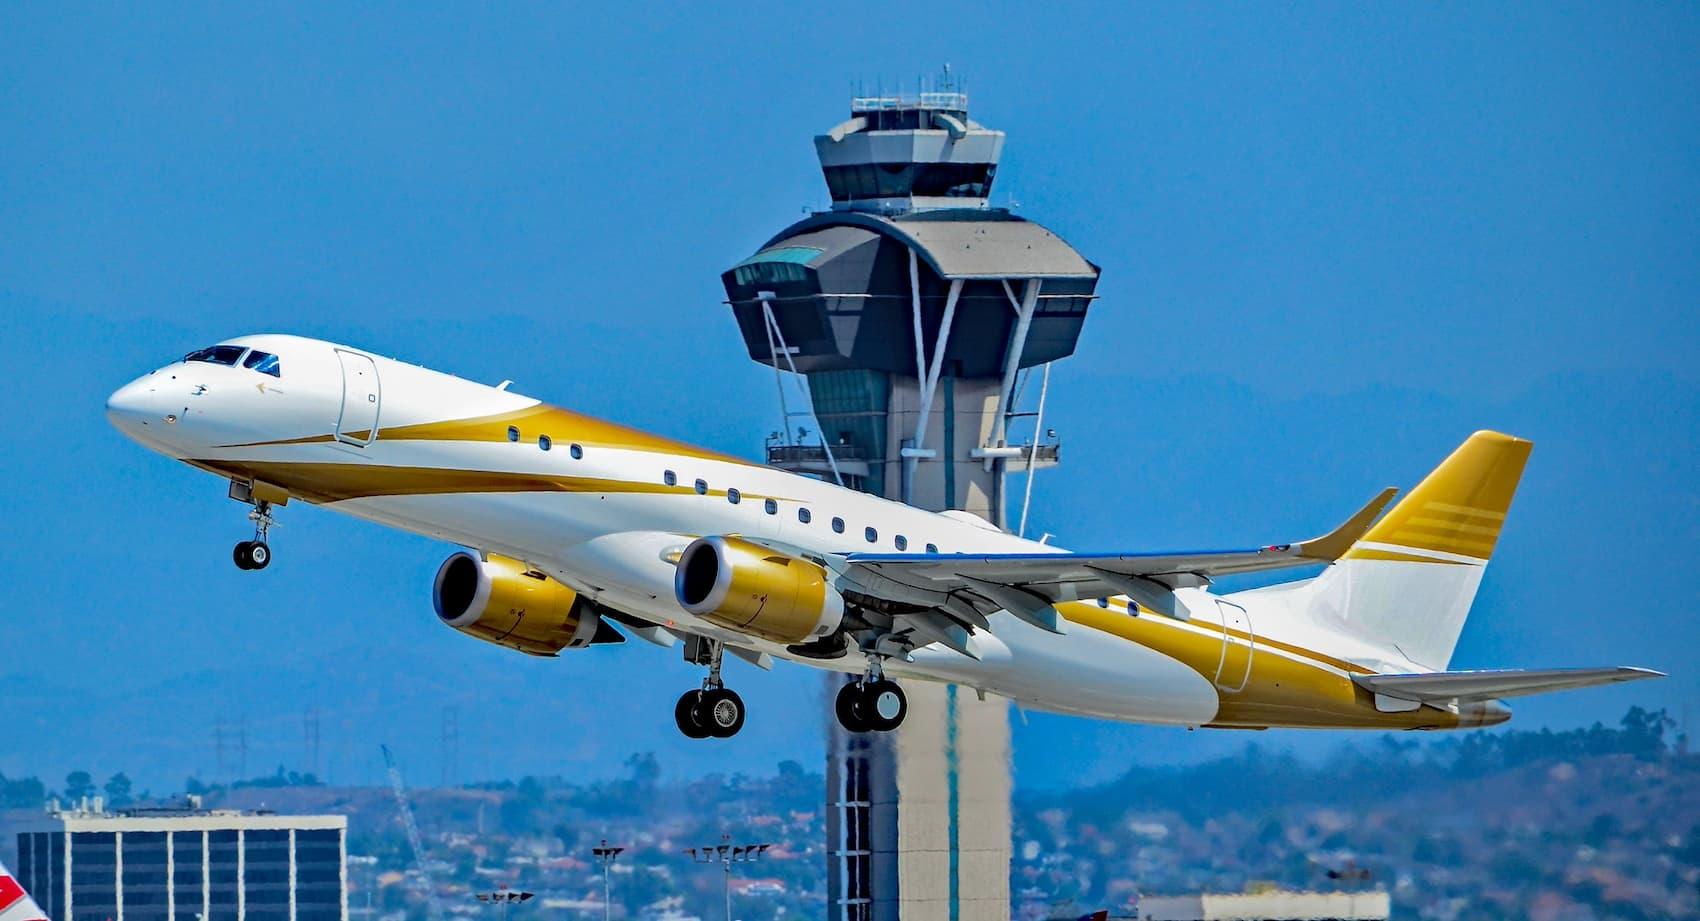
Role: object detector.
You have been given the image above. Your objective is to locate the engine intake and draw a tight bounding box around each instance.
[433,551,599,656]
[674,536,844,644]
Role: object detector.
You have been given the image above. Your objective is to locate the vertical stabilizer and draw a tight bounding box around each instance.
[0,860,48,921]
[1305,431,1533,670]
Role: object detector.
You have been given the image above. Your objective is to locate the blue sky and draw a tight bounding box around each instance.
[1,3,1696,793]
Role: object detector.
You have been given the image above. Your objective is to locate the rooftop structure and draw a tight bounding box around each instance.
[1131,890,1392,921]
[15,800,347,921]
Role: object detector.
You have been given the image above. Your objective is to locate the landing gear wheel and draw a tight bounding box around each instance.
[863,679,907,732]
[835,679,908,733]
[674,691,711,739]
[835,680,870,733]
[697,687,746,738]
[233,540,270,571]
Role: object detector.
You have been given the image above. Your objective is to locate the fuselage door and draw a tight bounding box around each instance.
[334,349,382,447]
[1214,598,1254,693]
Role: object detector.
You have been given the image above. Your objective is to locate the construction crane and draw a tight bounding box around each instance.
[382,744,446,921]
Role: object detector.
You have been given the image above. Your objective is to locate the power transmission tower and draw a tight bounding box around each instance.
[305,708,322,779]
[214,719,231,782]
[441,707,459,787]
[382,744,445,921]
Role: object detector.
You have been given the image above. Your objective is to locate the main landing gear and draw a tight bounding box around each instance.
[233,499,275,571]
[835,658,908,733]
[675,636,746,740]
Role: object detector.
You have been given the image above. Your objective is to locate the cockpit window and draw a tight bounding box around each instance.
[242,350,282,377]
[184,345,247,366]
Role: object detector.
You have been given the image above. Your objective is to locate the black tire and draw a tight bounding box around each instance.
[245,541,271,570]
[835,680,869,733]
[698,687,746,738]
[864,679,908,732]
[233,541,255,570]
[674,691,711,739]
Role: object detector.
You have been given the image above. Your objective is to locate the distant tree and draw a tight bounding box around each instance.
[64,770,95,801]
[104,772,134,807]
[625,752,660,789]
[1620,706,1673,759]
[0,773,47,808]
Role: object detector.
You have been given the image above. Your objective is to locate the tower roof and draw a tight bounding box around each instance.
[759,210,1097,281]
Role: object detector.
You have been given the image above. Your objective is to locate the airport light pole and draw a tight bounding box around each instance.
[686,836,770,921]
[473,886,534,921]
[591,840,625,921]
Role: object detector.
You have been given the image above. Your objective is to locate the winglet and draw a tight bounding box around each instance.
[1297,487,1399,561]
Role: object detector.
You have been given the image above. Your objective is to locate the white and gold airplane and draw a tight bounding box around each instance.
[107,335,1661,739]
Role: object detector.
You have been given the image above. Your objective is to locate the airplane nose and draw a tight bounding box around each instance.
[106,378,167,437]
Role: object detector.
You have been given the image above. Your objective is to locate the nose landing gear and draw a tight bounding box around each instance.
[674,636,747,739]
[834,658,908,733]
[233,499,275,571]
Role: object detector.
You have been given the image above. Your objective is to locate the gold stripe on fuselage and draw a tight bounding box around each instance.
[189,460,703,505]
[1061,602,1461,730]
[223,405,754,466]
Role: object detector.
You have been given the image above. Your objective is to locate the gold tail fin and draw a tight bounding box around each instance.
[1351,430,1533,561]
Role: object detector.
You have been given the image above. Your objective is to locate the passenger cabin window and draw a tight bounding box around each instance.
[798,508,812,524]
[241,350,282,377]
[184,345,246,366]
[1098,597,1110,608]
[925,543,939,553]
[864,527,878,543]
[727,488,741,505]
[694,478,708,495]
[764,498,778,515]
[664,470,677,486]
[570,443,583,459]
[894,535,908,550]
[506,426,520,442]
[831,517,845,534]
[538,435,552,451]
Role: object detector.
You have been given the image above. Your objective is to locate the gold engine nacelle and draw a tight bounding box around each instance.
[674,536,844,645]
[433,551,599,656]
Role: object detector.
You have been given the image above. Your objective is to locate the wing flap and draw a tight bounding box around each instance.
[1354,667,1663,702]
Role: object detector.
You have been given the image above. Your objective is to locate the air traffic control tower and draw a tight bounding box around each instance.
[721,87,1101,921]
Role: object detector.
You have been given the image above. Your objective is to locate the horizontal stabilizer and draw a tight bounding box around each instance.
[1355,667,1663,703]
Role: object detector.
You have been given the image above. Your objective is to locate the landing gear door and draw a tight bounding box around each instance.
[335,350,382,447]
[1214,599,1254,693]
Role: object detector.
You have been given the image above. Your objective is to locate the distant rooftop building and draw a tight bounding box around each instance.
[1129,890,1391,921]
[15,799,347,921]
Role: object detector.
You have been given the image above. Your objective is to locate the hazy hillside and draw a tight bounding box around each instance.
[5,709,1694,921]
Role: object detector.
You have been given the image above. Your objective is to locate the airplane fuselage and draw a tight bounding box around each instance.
[107,334,1511,732]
